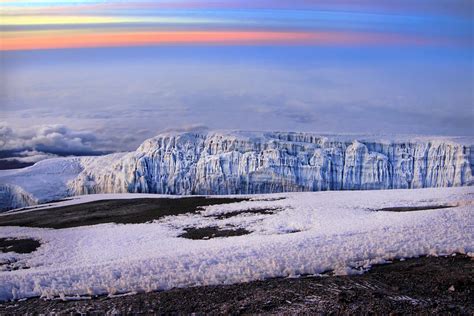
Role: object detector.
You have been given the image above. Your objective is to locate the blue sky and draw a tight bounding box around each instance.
[0,0,473,159]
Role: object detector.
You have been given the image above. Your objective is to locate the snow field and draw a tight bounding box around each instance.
[0,187,473,301]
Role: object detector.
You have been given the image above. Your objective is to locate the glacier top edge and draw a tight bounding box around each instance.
[144,130,474,146]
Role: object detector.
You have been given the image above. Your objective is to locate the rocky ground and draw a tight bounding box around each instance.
[1,254,472,315]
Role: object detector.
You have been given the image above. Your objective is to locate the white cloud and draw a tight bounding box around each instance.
[0,150,59,163]
[0,123,100,155]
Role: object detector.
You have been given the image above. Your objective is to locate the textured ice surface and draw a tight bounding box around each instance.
[1,131,473,211]
[0,187,472,301]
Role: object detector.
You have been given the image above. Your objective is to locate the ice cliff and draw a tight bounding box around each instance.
[0,184,37,212]
[1,131,473,211]
[70,131,473,195]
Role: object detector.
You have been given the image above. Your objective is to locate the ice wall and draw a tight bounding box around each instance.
[70,131,474,196]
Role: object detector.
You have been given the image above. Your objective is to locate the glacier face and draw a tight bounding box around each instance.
[69,131,474,196]
[1,131,473,211]
[0,184,37,212]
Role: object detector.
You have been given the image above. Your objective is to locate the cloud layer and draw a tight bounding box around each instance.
[2,47,472,145]
[0,124,106,162]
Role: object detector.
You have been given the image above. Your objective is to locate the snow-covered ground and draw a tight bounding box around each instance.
[0,187,473,301]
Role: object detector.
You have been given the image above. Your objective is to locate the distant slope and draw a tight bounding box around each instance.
[1,131,473,211]
[0,160,35,170]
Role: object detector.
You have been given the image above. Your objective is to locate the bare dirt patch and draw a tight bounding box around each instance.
[376,204,455,212]
[0,238,41,254]
[179,226,251,239]
[0,238,41,271]
[210,207,280,220]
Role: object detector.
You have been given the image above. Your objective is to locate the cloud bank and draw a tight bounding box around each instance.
[0,124,108,166]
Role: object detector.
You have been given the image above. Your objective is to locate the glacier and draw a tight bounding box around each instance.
[1,131,473,211]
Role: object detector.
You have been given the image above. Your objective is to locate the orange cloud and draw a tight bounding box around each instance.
[0,30,437,51]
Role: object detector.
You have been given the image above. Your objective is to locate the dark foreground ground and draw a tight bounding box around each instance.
[0,254,472,315]
[0,197,249,229]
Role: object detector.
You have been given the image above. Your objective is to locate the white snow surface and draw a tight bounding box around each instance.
[0,187,473,301]
[0,153,127,211]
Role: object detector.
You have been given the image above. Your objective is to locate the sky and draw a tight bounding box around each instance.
[0,0,473,163]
